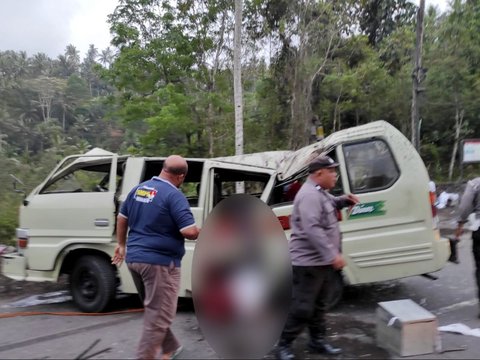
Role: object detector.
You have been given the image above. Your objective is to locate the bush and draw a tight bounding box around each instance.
[0,194,20,246]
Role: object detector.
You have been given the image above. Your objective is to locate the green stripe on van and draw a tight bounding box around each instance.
[348,201,385,219]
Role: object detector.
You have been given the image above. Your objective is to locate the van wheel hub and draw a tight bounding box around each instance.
[70,255,116,312]
[79,271,98,300]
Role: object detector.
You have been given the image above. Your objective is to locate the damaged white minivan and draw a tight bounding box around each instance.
[2,121,450,312]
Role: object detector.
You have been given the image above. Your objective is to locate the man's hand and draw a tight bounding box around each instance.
[345,193,360,206]
[332,254,346,270]
[345,193,360,217]
[112,244,125,266]
[455,223,464,240]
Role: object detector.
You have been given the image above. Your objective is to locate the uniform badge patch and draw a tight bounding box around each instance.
[134,186,158,203]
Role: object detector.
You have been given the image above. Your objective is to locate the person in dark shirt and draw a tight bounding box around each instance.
[112,155,200,360]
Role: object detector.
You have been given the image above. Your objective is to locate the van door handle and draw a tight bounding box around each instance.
[95,219,109,227]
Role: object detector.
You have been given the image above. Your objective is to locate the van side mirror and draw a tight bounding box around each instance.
[10,174,28,205]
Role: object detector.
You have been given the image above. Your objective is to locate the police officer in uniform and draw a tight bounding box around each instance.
[275,155,359,360]
[455,177,480,318]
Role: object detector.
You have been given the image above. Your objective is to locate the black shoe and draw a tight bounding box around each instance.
[275,345,295,360]
[308,339,342,355]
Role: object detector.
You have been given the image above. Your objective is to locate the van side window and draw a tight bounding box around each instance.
[269,177,306,206]
[41,167,111,194]
[343,139,399,193]
[269,151,344,204]
[181,182,202,207]
[212,168,270,205]
[142,160,204,207]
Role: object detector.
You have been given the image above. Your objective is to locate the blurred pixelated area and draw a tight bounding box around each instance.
[192,194,292,359]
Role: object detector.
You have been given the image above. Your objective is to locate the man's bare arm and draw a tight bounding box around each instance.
[112,215,128,265]
[181,225,200,240]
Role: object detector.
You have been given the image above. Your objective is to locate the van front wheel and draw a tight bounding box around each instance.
[70,255,116,312]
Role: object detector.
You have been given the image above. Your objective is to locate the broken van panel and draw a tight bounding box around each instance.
[214,151,293,169]
[2,120,450,312]
[278,120,394,181]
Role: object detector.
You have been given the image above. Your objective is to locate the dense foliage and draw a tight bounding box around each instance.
[1,0,480,243]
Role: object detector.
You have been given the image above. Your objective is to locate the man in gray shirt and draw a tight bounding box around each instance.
[276,155,359,360]
[455,177,480,318]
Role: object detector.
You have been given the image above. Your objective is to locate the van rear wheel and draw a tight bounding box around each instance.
[70,255,116,312]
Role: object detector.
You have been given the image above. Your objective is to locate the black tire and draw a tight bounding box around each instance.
[325,270,344,311]
[70,255,116,312]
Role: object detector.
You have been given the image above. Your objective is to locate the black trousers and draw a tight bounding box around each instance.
[472,230,480,301]
[279,265,335,346]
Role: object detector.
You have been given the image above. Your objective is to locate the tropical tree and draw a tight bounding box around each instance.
[98,47,114,68]
[25,76,67,123]
[357,0,417,46]
[422,0,479,180]
[30,52,53,77]
[105,0,236,156]
[81,44,100,96]
[0,51,30,86]
[54,44,80,78]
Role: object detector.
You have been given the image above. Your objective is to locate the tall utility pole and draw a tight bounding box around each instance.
[234,0,244,193]
[234,0,243,158]
[411,0,425,151]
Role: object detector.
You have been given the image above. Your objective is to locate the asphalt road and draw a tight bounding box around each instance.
[1,212,479,359]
